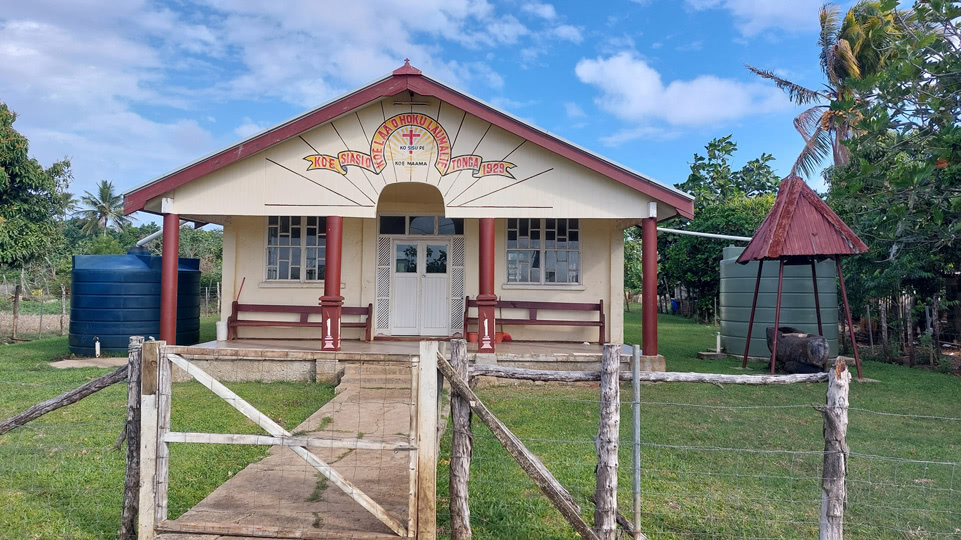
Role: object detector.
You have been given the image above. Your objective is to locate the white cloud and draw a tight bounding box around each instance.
[489,97,537,111]
[0,0,535,200]
[233,118,269,138]
[684,0,822,37]
[549,24,583,43]
[521,2,557,20]
[575,51,789,142]
[676,40,703,51]
[564,102,586,118]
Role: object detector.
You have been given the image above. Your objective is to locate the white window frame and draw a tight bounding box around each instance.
[505,218,581,286]
[264,216,327,283]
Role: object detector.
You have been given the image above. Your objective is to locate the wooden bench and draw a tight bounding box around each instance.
[463,296,605,343]
[227,302,373,342]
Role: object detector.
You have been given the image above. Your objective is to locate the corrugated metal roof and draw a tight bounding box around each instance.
[737,176,867,262]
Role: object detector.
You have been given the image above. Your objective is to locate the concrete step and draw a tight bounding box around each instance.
[341,364,412,377]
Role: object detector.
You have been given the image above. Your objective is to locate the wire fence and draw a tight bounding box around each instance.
[0,278,223,344]
[3,341,960,539]
[437,375,961,539]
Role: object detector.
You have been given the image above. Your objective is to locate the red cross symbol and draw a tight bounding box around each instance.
[401,129,420,146]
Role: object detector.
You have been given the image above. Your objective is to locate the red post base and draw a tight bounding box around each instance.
[320,296,343,351]
[476,294,497,352]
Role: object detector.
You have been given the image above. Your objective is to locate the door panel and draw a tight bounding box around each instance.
[421,243,450,336]
[391,243,419,335]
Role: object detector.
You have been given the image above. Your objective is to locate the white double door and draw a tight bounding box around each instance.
[390,239,450,336]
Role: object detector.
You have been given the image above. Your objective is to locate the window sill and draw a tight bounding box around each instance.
[258,281,326,289]
[501,283,586,291]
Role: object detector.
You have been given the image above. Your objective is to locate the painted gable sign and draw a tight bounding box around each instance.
[303,113,516,179]
[168,95,667,220]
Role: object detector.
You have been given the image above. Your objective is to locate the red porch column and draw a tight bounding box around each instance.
[320,216,344,350]
[641,215,658,356]
[160,213,180,344]
[477,218,496,352]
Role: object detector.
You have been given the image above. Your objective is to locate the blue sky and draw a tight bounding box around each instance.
[0,0,839,220]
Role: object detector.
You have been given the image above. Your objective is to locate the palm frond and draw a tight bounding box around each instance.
[835,39,862,79]
[819,4,842,76]
[745,65,825,105]
[791,120,833,178]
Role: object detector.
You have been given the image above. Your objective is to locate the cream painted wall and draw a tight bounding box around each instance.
[221,215,626,343]
[155,94,685,221]
[224,215,370,340]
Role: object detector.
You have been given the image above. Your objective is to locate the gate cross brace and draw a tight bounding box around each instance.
[166,354,408,537]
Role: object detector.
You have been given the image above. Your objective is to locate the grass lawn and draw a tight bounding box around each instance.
[2,311,960,539]
[0,317,335,539]
[436,308,961,539]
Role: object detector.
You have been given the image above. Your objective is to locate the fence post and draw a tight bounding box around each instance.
[594,344,620,539]
[416,341,439,540]
[632,344,642,539]
[449,339,472,540]
[155,342,172,524]
[139,340,161,540]
[120,336,144,540]
[820,358,850,540]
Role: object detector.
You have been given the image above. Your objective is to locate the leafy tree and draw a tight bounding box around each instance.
[676,135,779,211]
[748,1,897,177]
[78,180,131,235]
[0,103,72,268]
[636,136,780,321]
[828,0,961,346]
[84,235,125,255]
[661,195,775,321]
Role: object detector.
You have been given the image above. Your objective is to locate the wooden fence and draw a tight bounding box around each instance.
[437,340,850,540]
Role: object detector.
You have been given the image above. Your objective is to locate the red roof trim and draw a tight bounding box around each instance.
[124,67,694,218]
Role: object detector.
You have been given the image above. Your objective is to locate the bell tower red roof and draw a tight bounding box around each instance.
[737,175,867,263]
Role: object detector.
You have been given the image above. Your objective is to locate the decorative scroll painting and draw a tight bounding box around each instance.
[303,113,516,180]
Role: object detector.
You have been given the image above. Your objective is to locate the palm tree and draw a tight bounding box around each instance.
[748,2,896,178]
[78,180,131,235]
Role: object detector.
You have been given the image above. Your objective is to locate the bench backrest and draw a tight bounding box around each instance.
[464,297,602,312]
[233,303,371,317]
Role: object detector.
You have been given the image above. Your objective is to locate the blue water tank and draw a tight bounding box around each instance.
[69,249,201,355]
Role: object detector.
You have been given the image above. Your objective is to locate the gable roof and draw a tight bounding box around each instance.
[737,175,867,263]
[123,61,694,218]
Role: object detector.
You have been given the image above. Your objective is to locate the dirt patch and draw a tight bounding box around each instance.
[50,357,127,369]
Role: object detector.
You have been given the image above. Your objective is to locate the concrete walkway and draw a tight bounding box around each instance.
[159,363,433,539]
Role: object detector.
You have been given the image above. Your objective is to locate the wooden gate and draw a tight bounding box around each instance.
[137,340,441,539]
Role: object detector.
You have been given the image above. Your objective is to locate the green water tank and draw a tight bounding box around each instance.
[720,246,838,358]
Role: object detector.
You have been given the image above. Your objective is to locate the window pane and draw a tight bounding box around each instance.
[280,217,289,234]
[507,230,517,248]
[409,216,434,235]
[267,248,278,266]
[268,227,278,246]
[569,229,578,248]
[380,216,406,234]
[396,244,417,272]
[267,267,278,280]
[307,216,316,227]
[507,218,517,229]
[291,216,301,226]
[306,268,316,280]
[519,219,529,237]
[437,217,464,235]
[290,266,300,280]
[268,216,278,226]
[279,261,289,279]
[426,244,447,273]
